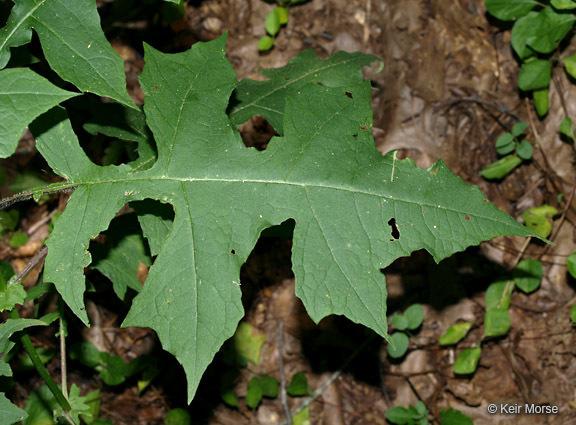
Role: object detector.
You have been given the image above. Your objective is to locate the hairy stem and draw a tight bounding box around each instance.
[0,184,76,210]
[278,321,292,425]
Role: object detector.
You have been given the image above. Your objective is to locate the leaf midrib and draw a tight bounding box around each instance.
[39,176,515,225]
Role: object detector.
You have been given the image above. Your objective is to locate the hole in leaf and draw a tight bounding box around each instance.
[231,249,236,255]
[240,218,295,305]
[388,218,400,240]
[130,199,175,258]
[345,91,353,99]
[238,115,277,151]
[352,134,358,138]
[88,203,174,303]
[66,96,157,167]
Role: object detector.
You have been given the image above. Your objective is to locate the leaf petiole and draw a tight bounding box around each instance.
[0,184,76,210]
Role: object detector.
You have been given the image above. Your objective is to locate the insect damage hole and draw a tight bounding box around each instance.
[388,218,400,240]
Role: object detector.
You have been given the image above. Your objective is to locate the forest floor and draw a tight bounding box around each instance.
[3,0,576,424]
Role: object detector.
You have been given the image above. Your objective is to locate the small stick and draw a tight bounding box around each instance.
[441,95,522,122]
[27,209,58,236]
[7,246,48,286]
[278,321,292,425]
[508,237,531,271]
[60,315,69,402]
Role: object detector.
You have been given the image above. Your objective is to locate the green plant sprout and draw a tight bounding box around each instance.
[522,204,559,238]
[164,408,192,425]
[439,259,543,376]
[481,122,533,180]
[386,401,474,425]
[259,0,309,51]
[387,304,424,359]
[560,117,575,142]
[485,0,576,117]
[219,321,310,411]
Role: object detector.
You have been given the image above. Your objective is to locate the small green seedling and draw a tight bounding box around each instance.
[560,117,575,142]
[287,371,311,397]
[69,342,128,386]
[258,0,308,51]
[484,278,514,337]
[386,401,474,425]
[522,204,558,238]
[485,1,576,117]
[454,346,482,375]
[567,252,576,279]
[246,375,279,409]
[23,384,97,425]
[69,341,160,392]
[513,258,543,293]
[448,260,542,374]
[482,122,532,180]
[9,231,28,248]
[388,304,424,358]
[386,401,429,425]
[0,209,18,234]
[438,322,473,346]
[164,408,192,425]
[224,371,310,409]
[439,408,474,425]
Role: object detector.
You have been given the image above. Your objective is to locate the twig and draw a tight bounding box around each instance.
[507,237,531,271]
[7,246,48,286]
[60,314,69,402]
[552,72,570,119]
[362,0,371,46]
[278,321,292,425]
[440,95,522,122]
[27,209,58,236]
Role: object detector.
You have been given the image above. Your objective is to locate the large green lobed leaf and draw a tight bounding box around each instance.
[31,35,535,401]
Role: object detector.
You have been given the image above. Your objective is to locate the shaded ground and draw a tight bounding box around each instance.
[3,0,576,424]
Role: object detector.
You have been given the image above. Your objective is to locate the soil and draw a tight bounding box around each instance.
[2,0,576,424]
